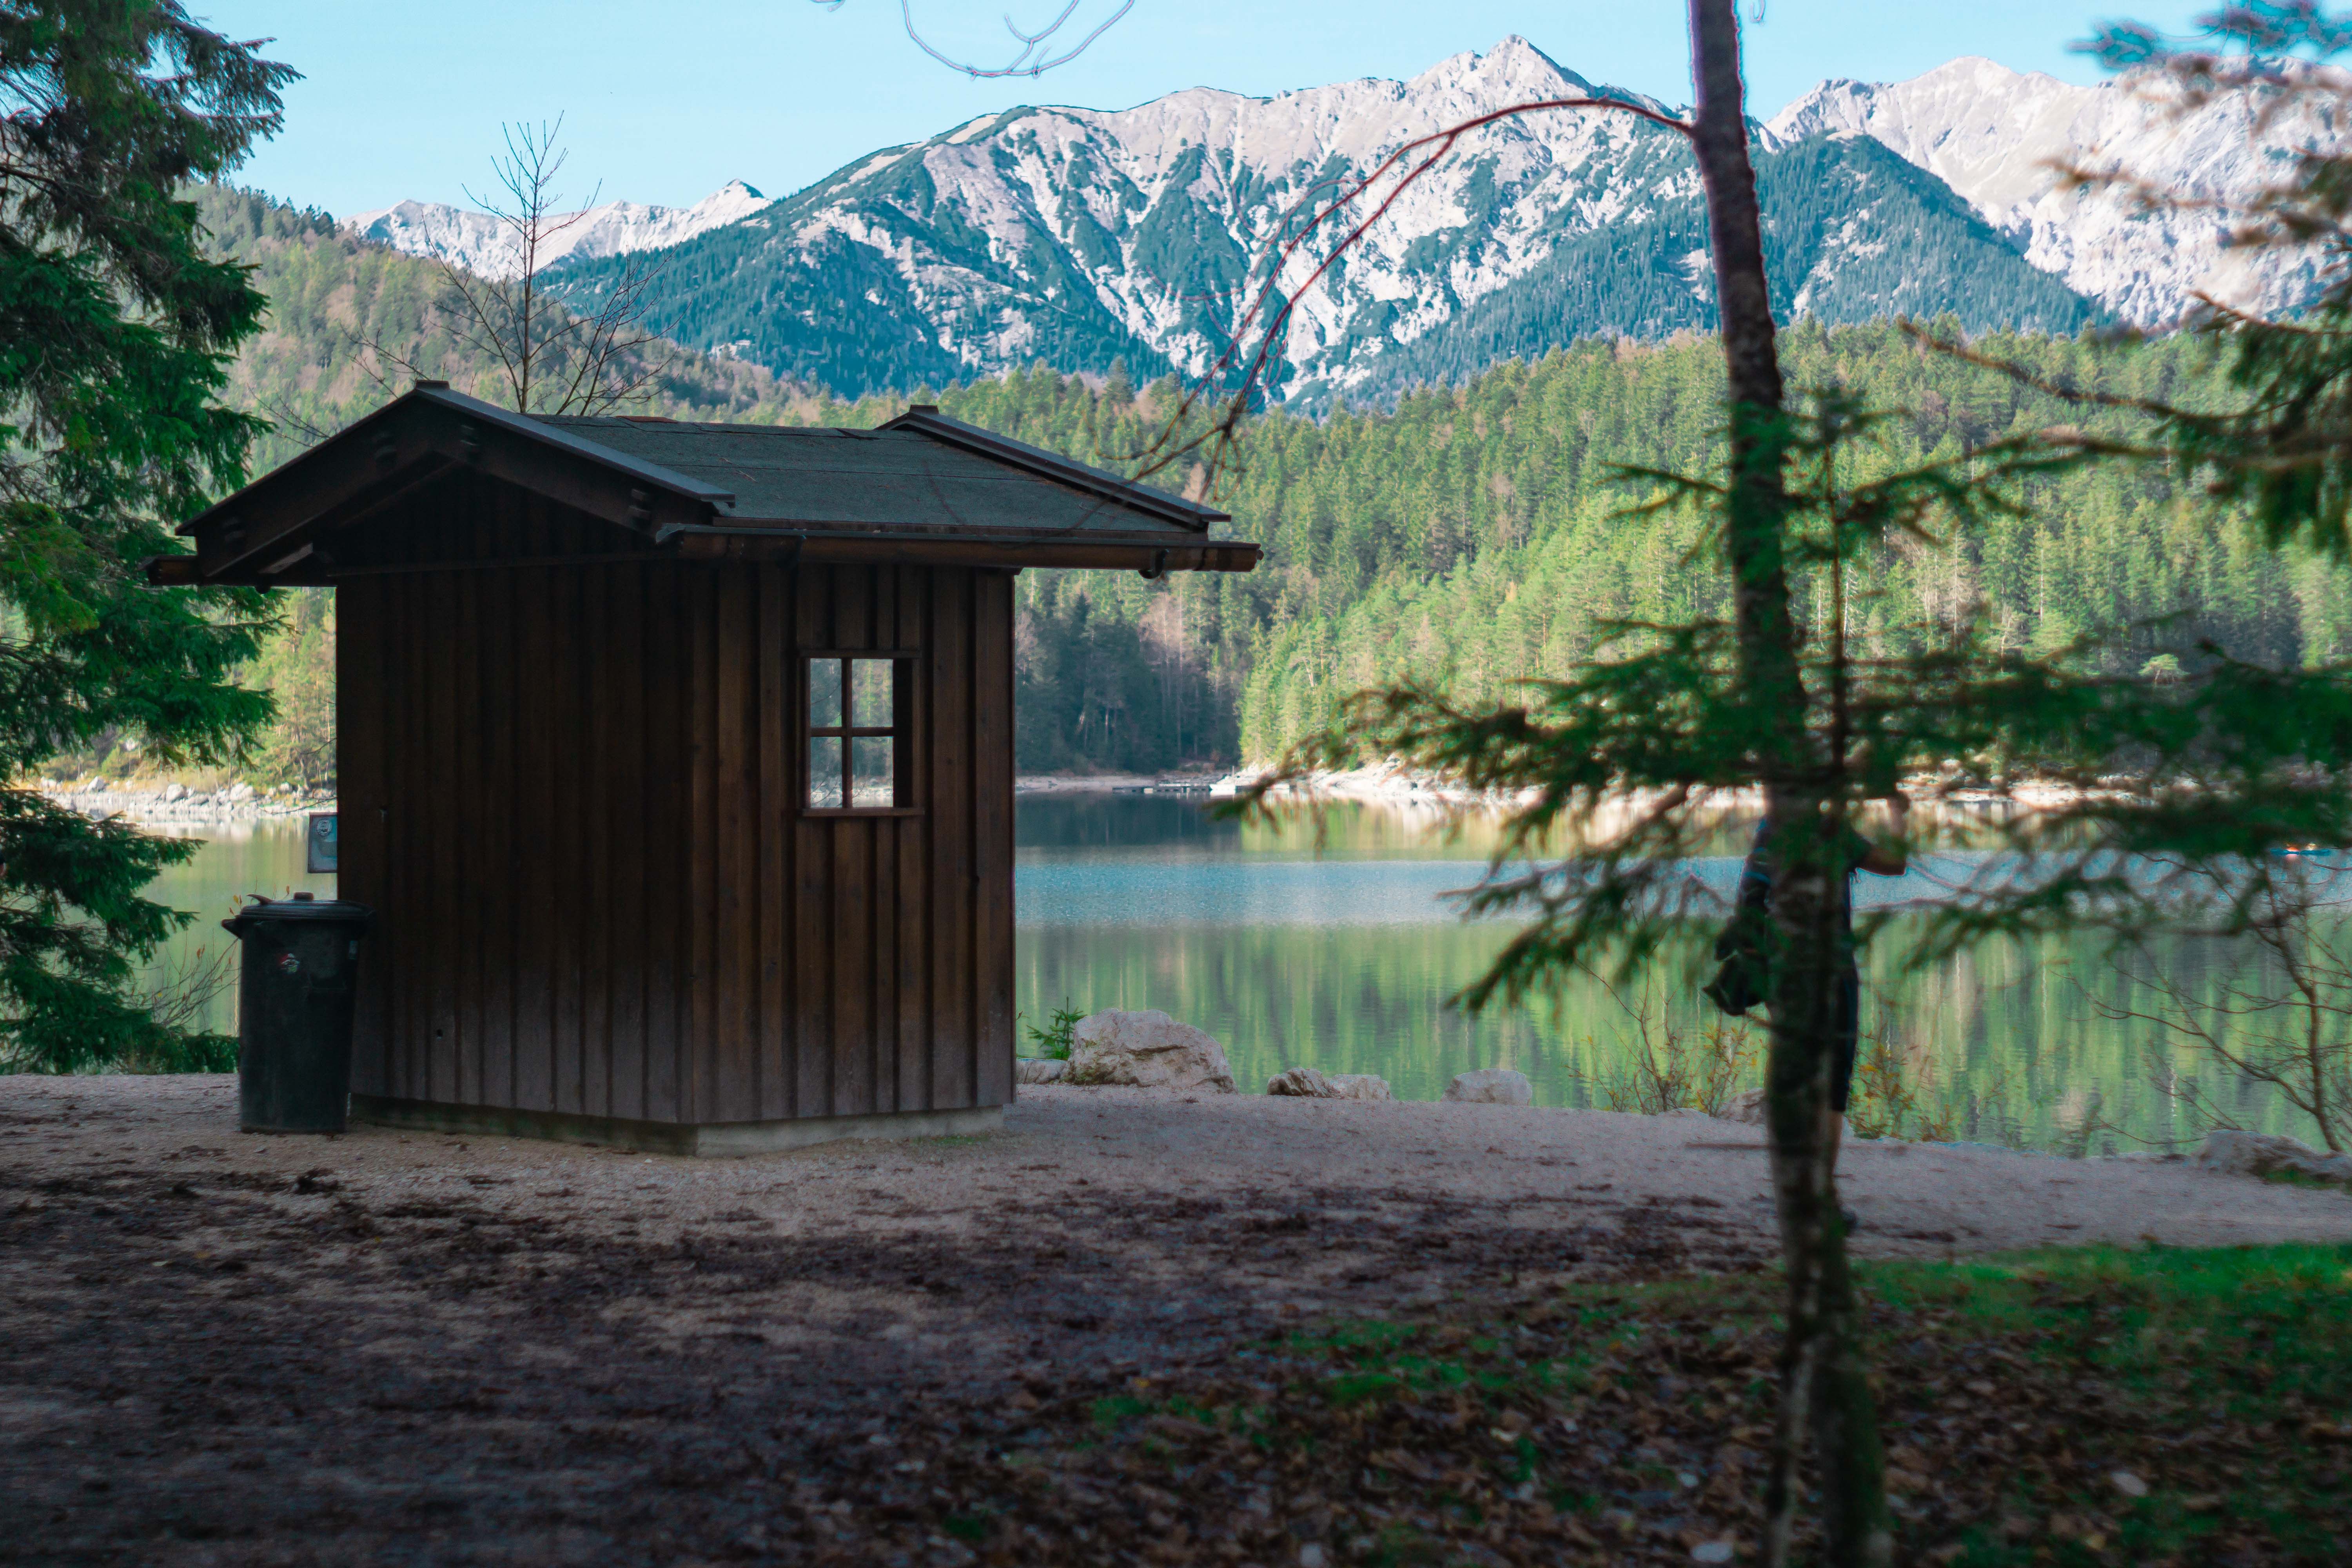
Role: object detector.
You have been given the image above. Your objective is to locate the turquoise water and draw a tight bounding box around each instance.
[1011,795,2333,1151]
[142,818,337,1036]
[144,798,2330,1151]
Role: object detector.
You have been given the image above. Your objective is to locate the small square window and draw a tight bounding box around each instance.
[804,655,912,813]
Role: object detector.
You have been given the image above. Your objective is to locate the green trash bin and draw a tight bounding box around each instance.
[223,893,375,1134]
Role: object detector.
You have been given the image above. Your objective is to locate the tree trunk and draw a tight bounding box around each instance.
[1684,4,1893,1565]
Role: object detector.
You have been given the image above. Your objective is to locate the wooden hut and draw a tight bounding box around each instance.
[151,384,1259,1154]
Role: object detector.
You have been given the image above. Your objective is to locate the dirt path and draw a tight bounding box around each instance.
[4,1076,2346,1565]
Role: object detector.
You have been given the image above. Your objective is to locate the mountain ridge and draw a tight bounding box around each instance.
[543,37,2088,401]
[1760,54,2315,324]
[324,38,2303,403]
[341,178,769,281]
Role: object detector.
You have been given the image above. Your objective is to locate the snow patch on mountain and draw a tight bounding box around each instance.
[341,179,770,281]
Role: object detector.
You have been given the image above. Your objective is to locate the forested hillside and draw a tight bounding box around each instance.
[195,186,804,475]
[135,188,820,791]
[810,327,2346,768]
[183,186,2345,780]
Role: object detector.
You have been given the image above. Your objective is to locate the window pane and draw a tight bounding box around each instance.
[850,736,895,808]
[808,737,843,808]
[808,658,843,730]
[851,658,894,728]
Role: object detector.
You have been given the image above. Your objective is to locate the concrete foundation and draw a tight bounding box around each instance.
[347,1095,1005,1156]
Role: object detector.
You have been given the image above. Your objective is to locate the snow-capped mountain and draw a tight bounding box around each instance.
[340,179,770,281]
[1764,57,2319,324]
[543,37,2083,402]
[348,38,2326,403]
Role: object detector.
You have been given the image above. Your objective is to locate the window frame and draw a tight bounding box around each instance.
[800,650,920,817]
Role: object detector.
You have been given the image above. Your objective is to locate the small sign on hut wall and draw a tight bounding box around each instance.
[307,812,338,874]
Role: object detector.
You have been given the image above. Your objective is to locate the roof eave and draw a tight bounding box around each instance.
[878,408,1230,530]
[179,385,733,542]
[171,387,738,585]
[668,527,1261,573]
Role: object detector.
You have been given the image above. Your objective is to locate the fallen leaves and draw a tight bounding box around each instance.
[737,1245,2352,1566]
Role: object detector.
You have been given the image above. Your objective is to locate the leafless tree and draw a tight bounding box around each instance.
[367,116,667,417]
[132,940,236,1044]
[2102,860,2352,1153]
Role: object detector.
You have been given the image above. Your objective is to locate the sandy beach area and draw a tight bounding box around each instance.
[5,1074,2346,1564]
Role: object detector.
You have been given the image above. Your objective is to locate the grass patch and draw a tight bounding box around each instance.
[2258,1166,2351,1192]
[1022,997,1083,1060]
[837,1244,2352,1565]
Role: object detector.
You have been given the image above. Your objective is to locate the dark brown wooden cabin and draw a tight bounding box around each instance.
[152,384,1259,1154]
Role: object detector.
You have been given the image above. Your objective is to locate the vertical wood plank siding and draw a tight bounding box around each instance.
[342,476,1014,1128]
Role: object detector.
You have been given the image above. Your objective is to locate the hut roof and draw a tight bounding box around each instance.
[151,384,1258,586]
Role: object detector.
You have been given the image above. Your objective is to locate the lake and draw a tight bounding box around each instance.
[145,795,2322,1153]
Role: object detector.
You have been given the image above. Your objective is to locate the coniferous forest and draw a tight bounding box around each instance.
[183,186,2348,781]
[823,328,2344,771]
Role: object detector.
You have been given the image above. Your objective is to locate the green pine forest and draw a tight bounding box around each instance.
[167,186,2352,784]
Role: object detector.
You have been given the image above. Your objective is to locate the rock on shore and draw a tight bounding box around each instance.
[2198,1129,2352,1185]
[1266,1065,1393,1100]
[1444,1068,1532,1106]
[1064,1010,1236,1094]
[34,778,333,825]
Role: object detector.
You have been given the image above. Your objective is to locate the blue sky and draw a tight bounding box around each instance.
[205,1,2210,219]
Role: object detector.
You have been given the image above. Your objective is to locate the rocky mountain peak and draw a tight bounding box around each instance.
[1765,54,2313,323]
[1407,34,1590,98]
[340,178,770,282]
[337,39,2324,402]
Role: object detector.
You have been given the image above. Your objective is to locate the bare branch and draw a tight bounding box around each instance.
[808,0,1135,78]
[411,116,673,417]
[1120,95,1692,501]
[254,395,339,450]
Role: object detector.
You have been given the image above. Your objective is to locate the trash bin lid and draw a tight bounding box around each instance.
[223,893,376,935]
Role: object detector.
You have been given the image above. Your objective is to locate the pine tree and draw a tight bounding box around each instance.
[0,4,293,1070]
[1235,6,2352,1562]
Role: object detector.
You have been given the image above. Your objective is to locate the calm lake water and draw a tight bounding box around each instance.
[148,797,2322,1152]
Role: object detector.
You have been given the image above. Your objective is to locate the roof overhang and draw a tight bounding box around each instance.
[156,386,731,587]
[661,529,1259,574]
[875,406,1229,531]
[147,387,1259,588]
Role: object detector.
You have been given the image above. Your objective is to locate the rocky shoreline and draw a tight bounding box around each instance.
[1206,760,2116,815]
[1025,1010,2352,1185]
[29,779,335,827]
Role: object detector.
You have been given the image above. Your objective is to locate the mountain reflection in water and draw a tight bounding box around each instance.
[1016,792,2328,1151]
[136,799,2323,1154]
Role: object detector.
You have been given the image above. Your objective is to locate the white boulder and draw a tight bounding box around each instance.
[1715,1088,1853,1139]
[161,782,187,803]
[1265,1066,1393,1100]
[1444,1068,1532,1106]
[225,781,255,802]
[2196,1129,2352,1184]
[1014,1057,1068,1085]
[1064,1010,1236,1094]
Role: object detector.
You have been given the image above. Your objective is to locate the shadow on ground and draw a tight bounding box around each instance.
[0,1107,1759,1565]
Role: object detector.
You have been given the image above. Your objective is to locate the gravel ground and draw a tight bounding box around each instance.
[4,1074,2347,1566]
